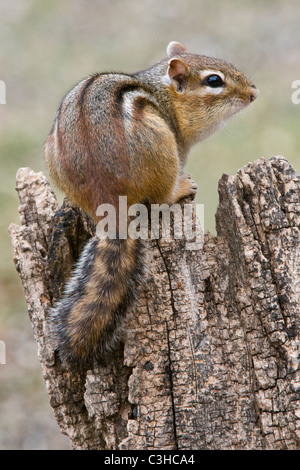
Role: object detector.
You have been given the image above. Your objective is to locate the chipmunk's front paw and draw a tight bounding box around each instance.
[170,174,198,203]
[184,174,198,199]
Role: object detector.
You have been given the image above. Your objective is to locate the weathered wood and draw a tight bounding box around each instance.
[9,156,300,450]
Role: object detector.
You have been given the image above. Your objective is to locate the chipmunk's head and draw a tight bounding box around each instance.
[165,41,259,144]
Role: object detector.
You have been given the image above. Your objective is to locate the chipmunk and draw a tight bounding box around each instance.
[45,41,258,369]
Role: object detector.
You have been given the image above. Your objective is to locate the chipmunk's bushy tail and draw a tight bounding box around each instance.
[50,236,145,369]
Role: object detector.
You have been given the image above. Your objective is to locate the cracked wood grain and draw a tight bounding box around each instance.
[9,156,300,449]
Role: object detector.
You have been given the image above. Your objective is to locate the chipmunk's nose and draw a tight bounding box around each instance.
[249,85,259,102]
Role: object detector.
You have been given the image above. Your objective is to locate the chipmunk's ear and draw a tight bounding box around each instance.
[167,41,189,58]
[167,58,190,93]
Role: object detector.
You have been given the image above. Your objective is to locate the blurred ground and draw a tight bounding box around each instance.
[0,0,299,449]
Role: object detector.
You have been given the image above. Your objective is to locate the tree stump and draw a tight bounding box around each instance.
[9,155,300,450]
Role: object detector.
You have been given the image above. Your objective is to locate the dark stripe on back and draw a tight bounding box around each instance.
[77,73,100,108]
[115,84,140,108]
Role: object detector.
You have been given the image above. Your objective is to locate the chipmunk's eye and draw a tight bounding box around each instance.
[203,74,224,88]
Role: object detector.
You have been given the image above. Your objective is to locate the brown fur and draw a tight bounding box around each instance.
[46,42,258,368]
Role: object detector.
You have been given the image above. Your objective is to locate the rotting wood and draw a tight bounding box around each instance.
[9,156,300,450]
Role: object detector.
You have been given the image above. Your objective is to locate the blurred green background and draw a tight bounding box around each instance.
[0,0,299,449]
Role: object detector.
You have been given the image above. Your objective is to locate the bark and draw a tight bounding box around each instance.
[9,156,300,450]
